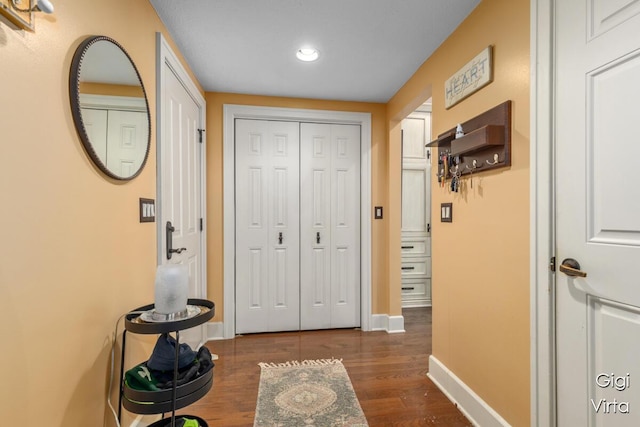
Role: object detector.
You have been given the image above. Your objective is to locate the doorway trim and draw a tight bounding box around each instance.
[223,104,372,339]
[155,32,208,300]
[531,0,555,426]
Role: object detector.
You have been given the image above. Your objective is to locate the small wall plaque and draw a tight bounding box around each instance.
[445,46,493,109]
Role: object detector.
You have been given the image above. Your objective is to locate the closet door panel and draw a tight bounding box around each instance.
[401,167,428,233]
[330,124,361,328]
[235,119,300,333]
[300,124,332,329]
[106,110,148,178]
[301,123,360,329]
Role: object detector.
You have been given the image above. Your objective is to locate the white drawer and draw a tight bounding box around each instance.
[400,238,431,257]
[401,257,431,278]
[401,278,432,305]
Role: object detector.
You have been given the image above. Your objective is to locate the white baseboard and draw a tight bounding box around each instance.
[130,414,161,427]
[427,355,510,427]
[206,318,403,338]
[401,300,432,308]
[206,321,225,341]
[371,314,405,333]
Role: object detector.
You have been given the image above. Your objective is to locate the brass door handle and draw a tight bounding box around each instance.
[559,258,587,278]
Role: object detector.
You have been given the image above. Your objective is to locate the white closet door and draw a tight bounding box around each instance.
[300,123,360,329]
[235,119,300,334]
[80,108,108,165]
[106,110,148,178]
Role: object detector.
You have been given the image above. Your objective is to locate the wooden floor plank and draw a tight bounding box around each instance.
[178,307,471,426]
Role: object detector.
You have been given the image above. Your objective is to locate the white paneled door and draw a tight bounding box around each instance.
[159,58,204,348]
[555,0,640,425]
[235,119,301,334]
[235,120,361,333]
[105,110,148,177]
[300,123,361,330]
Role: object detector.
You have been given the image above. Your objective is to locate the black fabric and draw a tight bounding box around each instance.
[147,333,196,371]
[152,345,215,390]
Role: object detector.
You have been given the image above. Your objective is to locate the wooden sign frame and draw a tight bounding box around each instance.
[0,0,34,31]
[444,46,493,109]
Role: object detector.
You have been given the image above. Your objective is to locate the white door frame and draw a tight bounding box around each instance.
[223,104,372,339]
[156,32,208,299]
[531,0,555,426]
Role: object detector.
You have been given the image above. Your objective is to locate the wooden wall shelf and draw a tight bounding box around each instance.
[450,125,504,156]
[427,100,512,178]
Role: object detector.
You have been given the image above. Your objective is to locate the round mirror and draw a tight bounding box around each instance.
[70,36,150,180]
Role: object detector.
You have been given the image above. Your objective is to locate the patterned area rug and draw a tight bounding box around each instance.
[254,359,368,427]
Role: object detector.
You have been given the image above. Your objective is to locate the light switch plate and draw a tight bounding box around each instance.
[140,198,155,223]
[374,206,383,219]
[441,203,452,222]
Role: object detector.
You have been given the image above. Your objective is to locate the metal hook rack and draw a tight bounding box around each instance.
[465,159,483,171]
[485,153,501,165]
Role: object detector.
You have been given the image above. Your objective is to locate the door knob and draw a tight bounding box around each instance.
[559,258,587,278]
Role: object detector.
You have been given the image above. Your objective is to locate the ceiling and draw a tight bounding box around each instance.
[149,0,481,103]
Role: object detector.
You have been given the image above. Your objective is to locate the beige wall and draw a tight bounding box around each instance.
[1,0,530,424]
[204,93,389,319]
[79,82,145,97]
[387,0,531,425]
[0,1,200,425]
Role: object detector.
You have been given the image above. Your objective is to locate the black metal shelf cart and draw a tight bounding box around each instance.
[119,299,215,427]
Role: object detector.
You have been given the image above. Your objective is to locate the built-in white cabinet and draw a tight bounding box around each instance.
[401,110,432,307]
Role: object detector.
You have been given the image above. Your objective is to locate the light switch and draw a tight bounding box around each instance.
[441,203,452,222]
[140,198,155,223]
[374,206,383,219]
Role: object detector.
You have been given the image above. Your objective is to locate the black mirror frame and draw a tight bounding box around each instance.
[69,35,151,181]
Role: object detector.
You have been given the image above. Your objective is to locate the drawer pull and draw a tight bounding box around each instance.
[401,245,414,249]
[401,266,415,270]
[402,287,415,291]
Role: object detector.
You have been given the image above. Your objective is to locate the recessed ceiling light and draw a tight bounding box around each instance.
[296,48,319,62]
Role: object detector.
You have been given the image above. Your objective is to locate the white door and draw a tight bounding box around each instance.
[555,1,640,425]
[300,123,361,330]
[106,110,148,178]
[80,108,108,164]
[235,119,300,334]
[159,62,204,346]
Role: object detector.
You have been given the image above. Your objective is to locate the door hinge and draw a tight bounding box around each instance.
[199,218,204,231]
[197,128,205,143]
[427,223,431,233]
[427,150,431,160]
[549,256,556,272]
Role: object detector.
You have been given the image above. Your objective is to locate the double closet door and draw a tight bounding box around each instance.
[235,119,361,334]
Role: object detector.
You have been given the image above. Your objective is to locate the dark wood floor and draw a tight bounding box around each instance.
[181,307,471,426]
